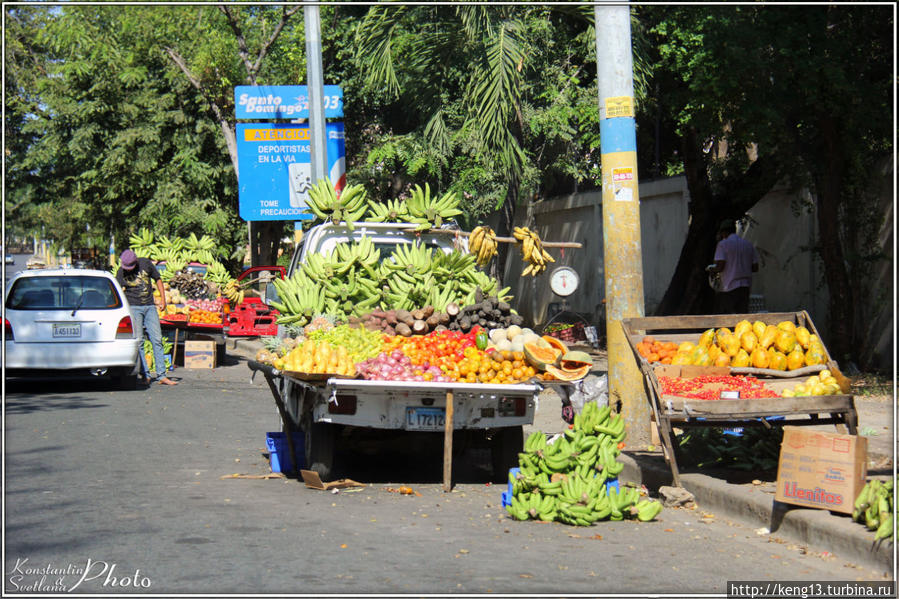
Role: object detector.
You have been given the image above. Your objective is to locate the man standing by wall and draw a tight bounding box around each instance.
[117,249,178,386]
[708,219,759,314]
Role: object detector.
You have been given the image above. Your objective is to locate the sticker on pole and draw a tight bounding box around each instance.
[605,96,634,118]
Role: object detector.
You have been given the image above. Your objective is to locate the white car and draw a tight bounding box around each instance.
[4,268,142,388]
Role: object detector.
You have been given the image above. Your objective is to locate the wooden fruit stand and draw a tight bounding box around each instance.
[621,311,858,487]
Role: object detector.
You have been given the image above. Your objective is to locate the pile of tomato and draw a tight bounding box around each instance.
[659,375,779,400]
[382,327,538,384]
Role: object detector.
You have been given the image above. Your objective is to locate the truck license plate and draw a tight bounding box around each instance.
[52,323,81,338]
[405,407,445,431]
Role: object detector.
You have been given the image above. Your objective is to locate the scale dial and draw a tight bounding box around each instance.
[549,266,579,297]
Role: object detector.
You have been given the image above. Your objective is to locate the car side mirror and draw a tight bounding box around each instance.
[264,282,279,306]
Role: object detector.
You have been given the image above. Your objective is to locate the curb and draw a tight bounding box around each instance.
[619,451,893,573]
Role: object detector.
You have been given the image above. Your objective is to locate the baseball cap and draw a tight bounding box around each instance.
[120,249,138,270]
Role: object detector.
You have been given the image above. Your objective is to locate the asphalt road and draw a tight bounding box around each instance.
[4,351,890,596]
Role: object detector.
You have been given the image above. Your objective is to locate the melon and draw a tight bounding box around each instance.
[506,325,523,341]
[560,350,593,371]
[542,335,568,353]
[544,364,590,382]
[523,342,562,370]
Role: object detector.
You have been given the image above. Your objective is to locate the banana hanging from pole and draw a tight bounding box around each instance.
[513,226,555,276]
[468,226,498,267]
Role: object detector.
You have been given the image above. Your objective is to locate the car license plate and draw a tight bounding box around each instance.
[405,407,445,431]
[52,323,81,338]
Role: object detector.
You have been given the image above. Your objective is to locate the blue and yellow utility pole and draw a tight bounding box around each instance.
[594,3,649,445]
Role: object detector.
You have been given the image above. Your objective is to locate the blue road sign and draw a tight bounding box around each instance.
[237,122,345,222]
[234,85,343,120]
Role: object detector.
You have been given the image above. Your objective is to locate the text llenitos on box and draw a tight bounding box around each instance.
[184,340,216,369]
[775,426,867,514]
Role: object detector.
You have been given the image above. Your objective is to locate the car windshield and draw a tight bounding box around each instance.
[5,276,122,310]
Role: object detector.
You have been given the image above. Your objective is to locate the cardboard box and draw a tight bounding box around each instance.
[184,340,216,369]
[300,470,365,490]
[775,426,867,514]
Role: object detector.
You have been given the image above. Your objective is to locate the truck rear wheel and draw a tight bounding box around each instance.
[491,425,523,483]
[305,421,338,479]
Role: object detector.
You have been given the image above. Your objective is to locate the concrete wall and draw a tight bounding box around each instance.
[506,170,893,370]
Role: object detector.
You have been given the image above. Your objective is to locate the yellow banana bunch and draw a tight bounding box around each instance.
[513,227,554,276]
[223,280,245,306]
[468,225,498,267]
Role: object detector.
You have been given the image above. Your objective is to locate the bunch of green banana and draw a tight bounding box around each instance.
[404,184,464,231]
[129,228,155,251]
[365,198,409,223]
[270,270,326,326]
[513,226,555,276]
[305,181,369,231]
[852,478,894,541]
[158,257,186,282]
[468,226,498,267]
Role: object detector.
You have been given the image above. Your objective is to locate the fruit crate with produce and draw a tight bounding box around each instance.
[621,312,859,486]
[247,180,587,490]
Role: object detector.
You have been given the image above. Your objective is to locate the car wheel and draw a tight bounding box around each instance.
[113,363,140,390]
[491,425,523,483]
[305,421,339,479]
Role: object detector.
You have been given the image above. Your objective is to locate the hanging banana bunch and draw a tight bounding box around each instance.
[404,184,464,231]
[467,225,498,267]
[222,280,245,306]
[305,181,369,231]
[513,226,555,276]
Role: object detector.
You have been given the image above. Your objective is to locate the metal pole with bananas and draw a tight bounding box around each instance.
[594,4,649,446]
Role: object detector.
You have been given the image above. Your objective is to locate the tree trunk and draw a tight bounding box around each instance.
[812,115,854,365]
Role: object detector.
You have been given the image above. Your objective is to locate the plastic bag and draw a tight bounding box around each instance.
[562,374,608,423]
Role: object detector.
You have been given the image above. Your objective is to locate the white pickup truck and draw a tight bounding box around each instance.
[263,222,539,481]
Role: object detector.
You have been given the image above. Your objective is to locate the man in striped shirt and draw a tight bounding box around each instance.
[709,219,758,314]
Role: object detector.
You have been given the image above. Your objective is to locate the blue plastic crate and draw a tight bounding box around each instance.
[266,431,305,473]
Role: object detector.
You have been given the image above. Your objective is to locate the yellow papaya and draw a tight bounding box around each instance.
[731,348,751,367]
[750,347,770,369]
[678,341,696,354]
[759,325,778,349]
[786,348,805,370]
[719,333,741,357]
[805,346,827,366]
[697,329,715,349]
[715,327,732,342]
[777,320,796,333]
[794,326,811,350]
[692,346,712,366]
[734,320,752,340]
[672,351,692,366]
[740,331,758,353]
[708,344,722,361]
[769,350,788,371]
[714,352,731,367]
[774,329,797,354]
[752,320,767,340]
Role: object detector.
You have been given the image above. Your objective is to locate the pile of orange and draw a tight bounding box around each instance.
[635,336,679,364]
[188,309,223,324]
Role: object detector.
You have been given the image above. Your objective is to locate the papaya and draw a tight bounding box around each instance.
[671,351,692,366]
[707,344,722,362]
[774,329,797,354]
[544,364,590,381]
[715,328,732,343]
[759,325,778,349]
[734,320,752,340]
[769,350,788,371]
[523,342,562,370]
[718,333,741,357]
[786,348,805,370]
[740,331,758,353]
[691,346,712,366]
[777,320,796,334]
[750,347,770,369]
[714,352,731,367]
[678,341,696,354]
[804,345,827,366]
[697,328,715,349]
[731,348,751,368]
[794,326,811,350]
[752,320,767,340]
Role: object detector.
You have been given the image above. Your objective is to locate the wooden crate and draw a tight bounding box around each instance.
[620,312,858,487]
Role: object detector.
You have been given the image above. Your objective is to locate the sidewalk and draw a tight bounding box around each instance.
[226,337,894,572]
